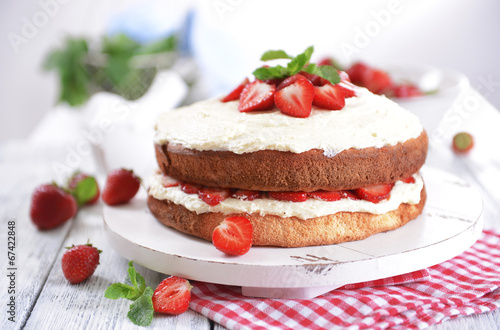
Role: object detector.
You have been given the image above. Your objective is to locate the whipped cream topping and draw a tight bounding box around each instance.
[148,173,424,220]
[154,89,423,155]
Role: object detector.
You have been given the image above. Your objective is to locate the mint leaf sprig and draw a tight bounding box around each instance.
[252,46,340,85]
[105,261,154,326]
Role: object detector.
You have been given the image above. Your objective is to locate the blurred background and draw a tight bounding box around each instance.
[1,0,499,143]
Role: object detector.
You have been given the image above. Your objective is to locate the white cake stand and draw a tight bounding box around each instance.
[103,167,483,299]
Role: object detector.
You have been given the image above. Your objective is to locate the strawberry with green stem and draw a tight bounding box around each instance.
[68,172,100,205]
[61,241,101,284]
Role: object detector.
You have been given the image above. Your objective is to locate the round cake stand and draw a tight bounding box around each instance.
[103,167,483,299]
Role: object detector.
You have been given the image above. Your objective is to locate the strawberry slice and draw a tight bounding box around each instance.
[231,189,260,201]
[262,78,283,86]
[277,74,309,91]
[198,187,230,206]
[313,83,346,110]
[238,80,276,112]
[355,184,393,203]
[339,81,357,98]
[347,62,370,84]
[452,132,474,154]
[180,182,200,195]
[162,175,180,188]
[308,190,343,202]
[401,176,416,184]
[342,190,360,200]
[152,276,192,315]
[212,216,253,255]
[221,77,249,102]
[268,191,308,202]
[391,84,423,98]
[338,70,351,83]
[362,68,393,95]
[298,71,329,86]
[274,77,314,118]
[317,57,335,67]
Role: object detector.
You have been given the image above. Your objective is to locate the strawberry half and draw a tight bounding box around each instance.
[277,74,309,91]
[198,187,230,206]
[221,77,249,102]
[313,83,346,110]
[308,190,343,202]
[231,189,260,201]
[153,276,192,315]
[268,191,308,202]
[212,216,253,256]
[238,80,276,112]
[274,77,314,118]
[355,184,394,203]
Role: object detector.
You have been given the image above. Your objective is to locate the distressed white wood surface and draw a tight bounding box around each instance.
[1,86,500,329]
[0,138,210,330]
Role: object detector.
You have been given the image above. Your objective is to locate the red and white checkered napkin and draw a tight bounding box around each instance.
[190,230,500,329]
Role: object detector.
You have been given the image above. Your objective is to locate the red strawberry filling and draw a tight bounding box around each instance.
[162,175,418,206]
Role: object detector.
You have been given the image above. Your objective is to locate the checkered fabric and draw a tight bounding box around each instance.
[190,230,500,329]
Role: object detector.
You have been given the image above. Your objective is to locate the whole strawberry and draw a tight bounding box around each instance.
[61,242,101,284]
[30,184,78,230]
[102,169,141,206]
[68,172,100,205]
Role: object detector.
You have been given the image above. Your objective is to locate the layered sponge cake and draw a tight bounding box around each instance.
[147,49,428,248]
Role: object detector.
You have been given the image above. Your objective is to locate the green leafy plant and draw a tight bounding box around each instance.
[44,34,177,107]
[44,38,90,106]
[105,261,154,326]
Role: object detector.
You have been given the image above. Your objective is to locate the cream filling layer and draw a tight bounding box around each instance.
[154,89,423,155]
[148,173,424,220]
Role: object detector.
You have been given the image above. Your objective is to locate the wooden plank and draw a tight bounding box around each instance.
[0,142,77,330]
[22,202,210,329]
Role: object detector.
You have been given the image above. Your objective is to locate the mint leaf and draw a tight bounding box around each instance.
[260,49,293,61]
[252,46,332,82]
[302,46,314,63]
[252,65,289,80]
[128,261,140,289]
[105,283,141,300]
[105,261,155,326]
[286,52,309,76]
[127,287,154,326]
[136,270,147,293]
[73,176,98,206]
[302,64,341,85]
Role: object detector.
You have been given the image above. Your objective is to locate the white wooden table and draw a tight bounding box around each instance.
[2,87,500,329]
